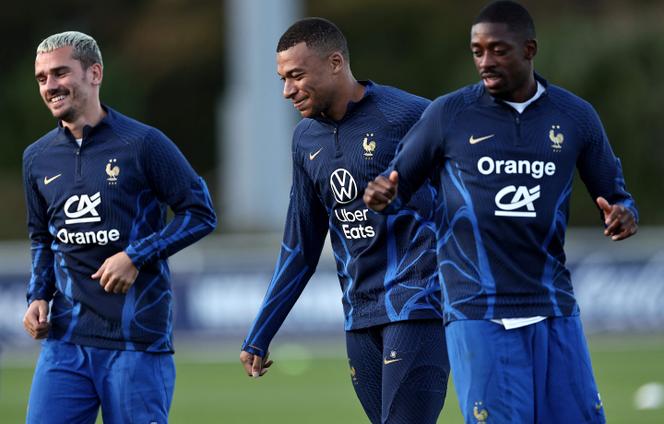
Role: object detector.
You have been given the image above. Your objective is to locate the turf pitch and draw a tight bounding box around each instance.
[1,335,662,423]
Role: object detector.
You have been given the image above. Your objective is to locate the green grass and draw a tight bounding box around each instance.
[2,336,663,423]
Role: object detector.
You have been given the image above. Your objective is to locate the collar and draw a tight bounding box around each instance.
[315,80,375,125]
[55,104,116,143]
[478,73,549,108]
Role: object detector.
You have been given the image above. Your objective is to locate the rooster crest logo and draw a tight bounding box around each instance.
[549,124,564,151]
[362,133,376,159]
[348,359,358,385]
[473,401,488,423]
[105,159,120,184]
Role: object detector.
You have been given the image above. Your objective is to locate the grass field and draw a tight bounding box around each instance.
[1,336,663,423]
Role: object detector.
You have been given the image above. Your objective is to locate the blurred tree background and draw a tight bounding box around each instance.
[1,0,662,239]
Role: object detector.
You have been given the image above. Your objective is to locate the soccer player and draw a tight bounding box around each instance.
[364,2,638,423]
[240,18,449,424]
[22,31,216,423]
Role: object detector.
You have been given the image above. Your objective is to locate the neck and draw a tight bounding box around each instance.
[62,101,106,139]
[506,73,537,103]
[325,75,365,121]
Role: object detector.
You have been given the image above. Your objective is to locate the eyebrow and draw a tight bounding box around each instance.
[35,65,71,79]
[282,67,304,77]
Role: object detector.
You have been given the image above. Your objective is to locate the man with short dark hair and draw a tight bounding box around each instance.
[240,17,449,424]
[23,31,216,423]
[364,2,637,422]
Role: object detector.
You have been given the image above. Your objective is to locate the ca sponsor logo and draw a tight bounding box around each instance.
[64,192,101,224]
[494,185,540,217]
[330,168,357,204]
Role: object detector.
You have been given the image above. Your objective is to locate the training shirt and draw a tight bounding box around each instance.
[23,106,217,352]
[242,81,442,356]
[384,75,638,323]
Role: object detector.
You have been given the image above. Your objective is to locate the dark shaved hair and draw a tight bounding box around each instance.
[277,17,349,61]
[474,1,536,40]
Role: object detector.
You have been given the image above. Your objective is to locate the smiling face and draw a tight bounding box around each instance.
[277,42,341,119]
[35,45,102,123]
[470,22,536,102]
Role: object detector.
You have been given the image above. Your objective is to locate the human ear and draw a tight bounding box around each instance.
[90,63,103,86]
[329,51,344,74]
[524,39,538,60]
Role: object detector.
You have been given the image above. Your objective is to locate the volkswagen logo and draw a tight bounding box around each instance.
[330,168,357,204]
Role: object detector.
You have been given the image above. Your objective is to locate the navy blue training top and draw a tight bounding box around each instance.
[242,81,443,357]
[23,106,217,352]
[384,75,638,323]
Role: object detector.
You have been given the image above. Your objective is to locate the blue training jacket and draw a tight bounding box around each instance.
[242,81,443,357]
[384,75,638,323]
[23,106,217,352]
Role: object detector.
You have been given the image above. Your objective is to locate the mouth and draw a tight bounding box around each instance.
[47,91,69,107]
[293,96,309,110]
[481,73,503,89]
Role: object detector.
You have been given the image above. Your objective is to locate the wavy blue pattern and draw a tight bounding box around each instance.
[438,162,497,320]
[245,242,310,344]
[540,175,574,315]
[384,205,440,321]
[328,220,355,330]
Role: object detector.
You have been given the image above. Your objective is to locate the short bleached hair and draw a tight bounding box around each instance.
[36,31,103,69]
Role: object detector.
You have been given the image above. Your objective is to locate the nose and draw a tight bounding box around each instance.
[44,74,60,92]
[283,79,296,99]
[478,52,496,69]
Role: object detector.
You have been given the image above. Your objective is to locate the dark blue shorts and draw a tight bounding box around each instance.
[346,319,449,424]
[27,339,175,424]
[446,316,606,424]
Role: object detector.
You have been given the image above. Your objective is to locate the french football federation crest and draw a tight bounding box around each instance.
[473,401,488,423]
[362,133,376,159]
[106,159,120,185]
[549,125,564,151]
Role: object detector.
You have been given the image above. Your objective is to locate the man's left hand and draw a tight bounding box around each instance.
[92,252,139,294]
[596,196,638,241]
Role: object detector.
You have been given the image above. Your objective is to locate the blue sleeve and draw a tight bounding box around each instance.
[22,147,56,304]
[124,129,217,268]
[382,99,445,213]
[242,148,328,356]
[576,105,639,223]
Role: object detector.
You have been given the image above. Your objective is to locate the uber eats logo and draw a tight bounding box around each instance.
[57,192,120,245]
[330,168,375,240]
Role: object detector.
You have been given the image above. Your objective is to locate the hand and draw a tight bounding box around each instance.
[596,196,638,241]
[363,171,399,212]
[23,299,50,339]
[240,350,274,378]
[92,252,139,294]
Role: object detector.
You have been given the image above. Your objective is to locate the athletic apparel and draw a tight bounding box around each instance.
[384,74,638,323]
[346,320,449,424]
[27,339,175,424]
[243,81,443,356]
[22,106,217,352]
[447,317,606,424]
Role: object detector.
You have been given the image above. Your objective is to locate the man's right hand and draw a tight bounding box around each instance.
[23,299,50,339]
[240,350,273,378]
[363,170,399,212]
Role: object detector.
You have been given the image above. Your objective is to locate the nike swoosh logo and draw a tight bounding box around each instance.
[44,174,62,185]
[469,134,495,144]
[309,147,323,160]
[383,358,403,365]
